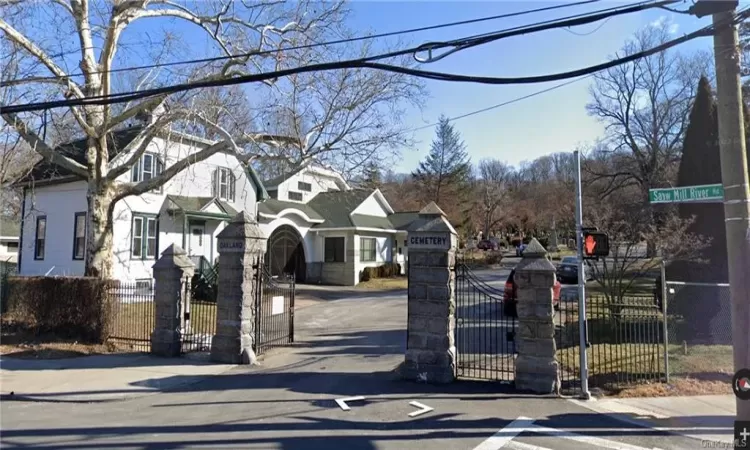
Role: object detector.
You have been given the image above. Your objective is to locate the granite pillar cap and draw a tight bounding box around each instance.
[516,238,555,272]
[153,244,194,270]
[217,211,266,240]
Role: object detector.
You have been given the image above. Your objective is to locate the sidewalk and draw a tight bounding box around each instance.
[570,394,736,444]
[0,353,235,403]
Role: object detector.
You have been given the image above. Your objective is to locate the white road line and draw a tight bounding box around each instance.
[528,424,664,450]
[505,440,554,450]
[472,417,536,450]
[335,396,365,411]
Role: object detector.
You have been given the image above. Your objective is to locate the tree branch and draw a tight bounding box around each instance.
[0,18,85,99]
[1,110,87,178]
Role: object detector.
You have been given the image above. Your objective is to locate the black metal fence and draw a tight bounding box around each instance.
[254,260,295,356]
[454,262,516,382]
[181,278,217,354]
[556,294,666,393]
[107,280,155,352]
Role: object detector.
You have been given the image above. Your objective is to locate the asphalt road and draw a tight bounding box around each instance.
[0,271,700,450]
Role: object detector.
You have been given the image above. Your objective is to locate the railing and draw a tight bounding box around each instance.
[107,280,155,352]
[191,255,218,302]
[254,260,295,356]
[454,262,516,382]
[556,294,665,393]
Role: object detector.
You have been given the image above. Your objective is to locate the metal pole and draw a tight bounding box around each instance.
[711,8,750,422]
[574,150,590,399]
[661,259,669,384]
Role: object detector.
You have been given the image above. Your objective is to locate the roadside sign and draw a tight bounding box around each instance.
[649,184,724,204]
[582,230,609,259]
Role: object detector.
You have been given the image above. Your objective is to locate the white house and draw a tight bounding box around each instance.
[16,125,266,284]
[0,217,20,265]
[15,126,419,286]
[258,164,418,285]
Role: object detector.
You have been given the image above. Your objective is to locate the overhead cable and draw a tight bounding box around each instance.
[2,1,726,114]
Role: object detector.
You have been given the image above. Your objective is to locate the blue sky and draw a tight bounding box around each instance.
[343,1,716,171]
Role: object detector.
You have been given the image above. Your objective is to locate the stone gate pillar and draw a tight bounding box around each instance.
[151,244,194,357]
[514,238,560,394]
[210,212,267,364]
[402,202,458,384]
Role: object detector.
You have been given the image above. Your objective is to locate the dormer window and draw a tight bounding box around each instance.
[212,167,236,202]
[298,181,312,192]
[288,191,303,201]
[131,152,164,182]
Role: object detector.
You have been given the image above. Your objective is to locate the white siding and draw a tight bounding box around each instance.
[19,134,260,281]
[114,137,258,217]
[354,232,394,275]
[274,170,342,204]
[351,193,389,217]
[20,182,88,276]
[311,230,351,263]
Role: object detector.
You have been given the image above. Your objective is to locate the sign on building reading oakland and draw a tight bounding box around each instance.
[408,234,451,250]
[218,239,245,253]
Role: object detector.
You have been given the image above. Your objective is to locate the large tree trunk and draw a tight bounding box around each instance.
[85,180,116,279]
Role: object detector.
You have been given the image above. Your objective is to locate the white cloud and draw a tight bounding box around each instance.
[650,16,679,34]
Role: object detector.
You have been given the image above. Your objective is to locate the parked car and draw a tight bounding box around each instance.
[515,243,528,257]
[556,256,579,283]
[477,239,498,251]
[503,269,561,318]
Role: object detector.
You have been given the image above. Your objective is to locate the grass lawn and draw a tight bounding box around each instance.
[356,277,408,290]
[585,278,656,297]
[549,249,576,261]
[556,342,733,397]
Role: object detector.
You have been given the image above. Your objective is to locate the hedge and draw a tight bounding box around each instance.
[4,276,116,343]
[359,263,402,282]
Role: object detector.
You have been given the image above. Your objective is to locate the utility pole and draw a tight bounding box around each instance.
[574,150,590,400]
[698,1,750,421]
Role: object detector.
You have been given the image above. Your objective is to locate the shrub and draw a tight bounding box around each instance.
[360,268,372,282]
[538,237,549,249]
[497,239,509,248]
[360,263,402,282]
[5,276,115,343]
[485,251,503,265]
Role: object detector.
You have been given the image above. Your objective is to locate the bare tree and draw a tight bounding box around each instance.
[586,22,712,255]
[0,1,424,278]
[474,158,511,238]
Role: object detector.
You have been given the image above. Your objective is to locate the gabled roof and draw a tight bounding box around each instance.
[165,195,238,219]
[388,211,421,230]
[16,126,269,201]
[262,161,350,191]
[307,190,373,228]
[22,126,145,183]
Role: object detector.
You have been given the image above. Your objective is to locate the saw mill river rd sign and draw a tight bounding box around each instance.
[649,183,724,204]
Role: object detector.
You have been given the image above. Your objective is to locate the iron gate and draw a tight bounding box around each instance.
[254,260,295,356]
[454,262,516,382]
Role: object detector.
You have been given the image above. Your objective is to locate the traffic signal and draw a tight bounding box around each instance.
[582,230,610,259]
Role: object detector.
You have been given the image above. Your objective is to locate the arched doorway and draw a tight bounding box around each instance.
[266,225,306,282]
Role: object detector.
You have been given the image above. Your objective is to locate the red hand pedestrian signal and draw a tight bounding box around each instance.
[582,230,609,259]
[585,235,596,255]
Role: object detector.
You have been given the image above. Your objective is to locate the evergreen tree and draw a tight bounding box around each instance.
[411,115,472,206]
[361,160,382,190]
[669,76,750,343]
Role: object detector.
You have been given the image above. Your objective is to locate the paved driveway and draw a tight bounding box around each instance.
[0,280,701,449]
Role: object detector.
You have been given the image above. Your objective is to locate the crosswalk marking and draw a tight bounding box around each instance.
[527,424,664,450]
[473,416,665,450]
[473,417,536,450]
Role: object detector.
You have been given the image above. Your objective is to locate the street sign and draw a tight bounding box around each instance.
[649,184,724,204]
[582,230,609,259]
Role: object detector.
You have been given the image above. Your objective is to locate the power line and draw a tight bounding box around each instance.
[412,0,680,63]
[409,76,593,132]
[2,0,600,84]
[1,0,679,113]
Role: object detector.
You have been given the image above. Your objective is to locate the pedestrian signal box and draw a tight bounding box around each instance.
[583,230,610,259]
